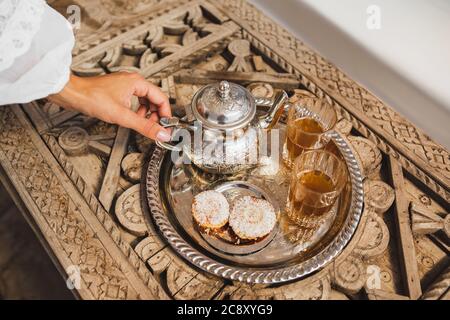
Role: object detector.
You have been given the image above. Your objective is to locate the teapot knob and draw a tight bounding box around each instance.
[219,81,230,100]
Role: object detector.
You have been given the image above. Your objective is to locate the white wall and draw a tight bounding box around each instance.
[250,0,450,148]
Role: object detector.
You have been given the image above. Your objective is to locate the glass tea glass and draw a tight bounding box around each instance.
[283,96,337,168]
[287,150,347,228]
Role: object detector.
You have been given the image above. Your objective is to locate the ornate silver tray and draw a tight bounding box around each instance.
[143,125,364,284]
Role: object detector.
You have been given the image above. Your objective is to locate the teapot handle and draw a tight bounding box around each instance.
[254,97,273,107]
[257,91,289,130]
[155,117,189,152]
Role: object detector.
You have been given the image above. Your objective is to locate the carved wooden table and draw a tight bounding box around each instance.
[1,0,448,300]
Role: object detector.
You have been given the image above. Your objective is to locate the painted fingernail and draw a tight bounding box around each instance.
[156,130,171,142]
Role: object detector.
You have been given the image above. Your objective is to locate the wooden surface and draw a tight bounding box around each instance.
[389,156,422,299]
[0,0,448,300]
[0,183,74,299]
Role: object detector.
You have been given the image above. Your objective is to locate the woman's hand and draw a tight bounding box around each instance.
[48,72,172,142]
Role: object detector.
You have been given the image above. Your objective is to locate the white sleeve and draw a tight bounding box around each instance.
[0,0,75,105]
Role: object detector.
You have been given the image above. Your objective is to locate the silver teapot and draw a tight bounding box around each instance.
[156,81,288,174]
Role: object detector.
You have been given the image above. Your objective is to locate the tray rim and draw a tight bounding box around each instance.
[143,131,364,284]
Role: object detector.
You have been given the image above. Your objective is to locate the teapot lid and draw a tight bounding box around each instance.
[191,81,256,130]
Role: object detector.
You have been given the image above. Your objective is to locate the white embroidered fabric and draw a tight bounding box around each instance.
[0,0,45,71]
[0,0,75,105]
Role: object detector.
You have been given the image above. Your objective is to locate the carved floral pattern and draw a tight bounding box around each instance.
[0,0,447,300]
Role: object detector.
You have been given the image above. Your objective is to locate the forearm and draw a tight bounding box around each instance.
[48,74,92,115]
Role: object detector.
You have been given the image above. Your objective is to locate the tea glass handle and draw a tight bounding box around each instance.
[155,117,184,152]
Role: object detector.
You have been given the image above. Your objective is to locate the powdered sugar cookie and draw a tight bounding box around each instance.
[192,190,230,229]
[229,196,276,240]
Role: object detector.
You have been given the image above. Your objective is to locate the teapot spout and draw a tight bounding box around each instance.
[258,91,289,129]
